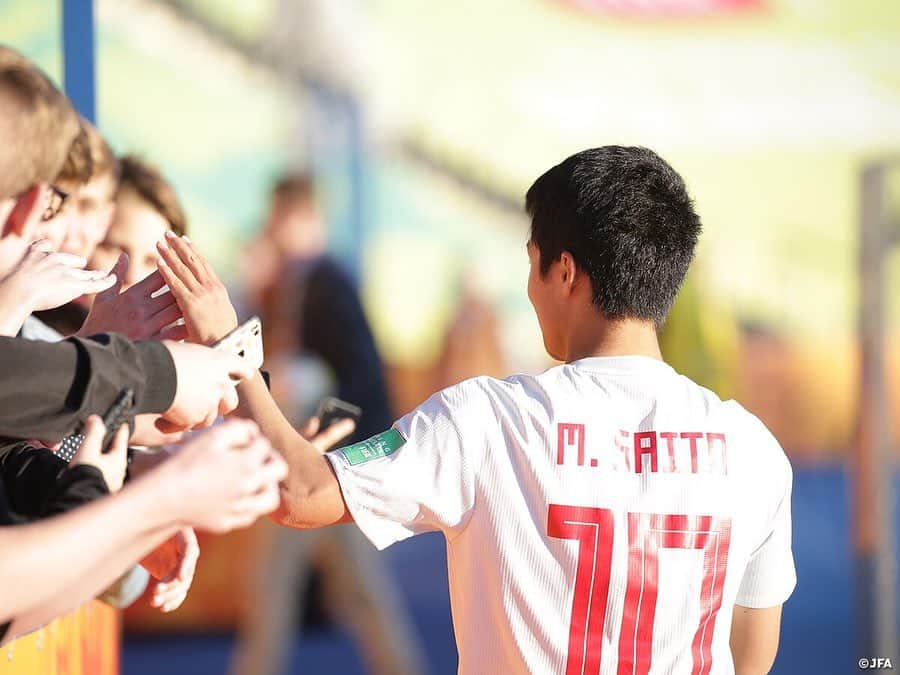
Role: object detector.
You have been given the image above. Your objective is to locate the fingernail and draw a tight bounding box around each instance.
[165,230,177,239]
[182,235,192,243]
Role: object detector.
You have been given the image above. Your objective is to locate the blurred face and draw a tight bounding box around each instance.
[526,240,566,361]
[60,173,116,259]
[90,186,170,288]
[264,195,325,256]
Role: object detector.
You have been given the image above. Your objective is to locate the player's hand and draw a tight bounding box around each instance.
[4,240,116,312]
[155,419,287,533]
[156,232,238,346]
[159,341,254,433]
[300,416,356,453]
[71,415,129,493]
[78,253,183,340]
[142,527,199,613]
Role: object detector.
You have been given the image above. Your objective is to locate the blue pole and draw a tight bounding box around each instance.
[62,0,96,123]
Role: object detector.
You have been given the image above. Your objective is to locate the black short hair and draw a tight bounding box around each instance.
[526,146,701,326]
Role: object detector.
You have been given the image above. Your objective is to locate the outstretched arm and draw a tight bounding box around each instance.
[0,240,115,337]
[156,232,355,529]
[1,420,176,641]
[4,493,178,641]
[235,371,352,528]
[2,417,286,643]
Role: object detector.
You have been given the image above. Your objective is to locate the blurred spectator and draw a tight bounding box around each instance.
[60,121,120,261]
[76,155,189,344]
[0,47,79,203]
[34,121,121,336]
[251,174,391,433]
[90,155,186,289]
[0,45,279,643]
[19,124,106,342]
[31,122,92,253]
[230,174,425,675]
[0,46,78,289]
[434,276,508,389]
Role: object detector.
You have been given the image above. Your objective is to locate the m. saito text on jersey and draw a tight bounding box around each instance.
[556,422,728,475]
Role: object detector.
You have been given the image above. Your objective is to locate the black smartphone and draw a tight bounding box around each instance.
[316,397,362,431]
[99,388,135,453]
[56,388,135,462]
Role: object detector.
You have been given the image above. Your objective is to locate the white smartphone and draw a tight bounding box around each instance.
[213,316,264,370]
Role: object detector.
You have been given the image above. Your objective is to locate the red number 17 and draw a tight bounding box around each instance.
[547,505,731,675]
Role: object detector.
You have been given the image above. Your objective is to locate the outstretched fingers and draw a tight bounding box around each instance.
[311,418,356,453]
[157,238,198,291]
[156,253,191,303]
[93,253,128,305]
[164,231,209,282]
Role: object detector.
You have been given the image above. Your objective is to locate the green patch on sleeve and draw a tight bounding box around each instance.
[339,428,406,465]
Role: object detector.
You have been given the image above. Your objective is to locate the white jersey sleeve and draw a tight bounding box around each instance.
[735,430,797,608]
[326,379,488,550]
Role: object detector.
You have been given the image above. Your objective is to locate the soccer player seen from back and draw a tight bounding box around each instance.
[158,145,795,675]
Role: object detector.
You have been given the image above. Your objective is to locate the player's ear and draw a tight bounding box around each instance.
[559,251,578,292]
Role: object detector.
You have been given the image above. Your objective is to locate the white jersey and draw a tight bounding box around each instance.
[327,356,795,674]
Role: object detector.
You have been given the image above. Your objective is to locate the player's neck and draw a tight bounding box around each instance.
[563,316,663,363]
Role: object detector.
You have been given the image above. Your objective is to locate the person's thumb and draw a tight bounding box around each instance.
[96,252,129,302]
[77,415,107,462]
[312,418,355,453]
[300,416,320,439]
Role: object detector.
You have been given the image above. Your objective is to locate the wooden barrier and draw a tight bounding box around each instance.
[0,602,119,675]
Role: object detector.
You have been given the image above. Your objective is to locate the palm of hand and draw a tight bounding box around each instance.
[80,255,182,340]
[9,242,114,312]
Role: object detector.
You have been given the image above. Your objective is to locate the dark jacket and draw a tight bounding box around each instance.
[0,332,170,640]
[296,256,392,442]
[0,333,176,442]
[0,445,108,641]
[0,442,108,525]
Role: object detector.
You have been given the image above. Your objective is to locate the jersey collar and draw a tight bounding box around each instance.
[567,355,674,374]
